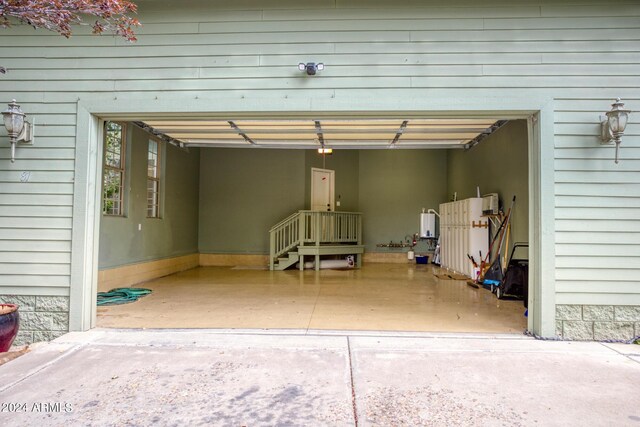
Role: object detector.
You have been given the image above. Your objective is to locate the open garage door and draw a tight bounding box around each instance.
[92,115,531,335]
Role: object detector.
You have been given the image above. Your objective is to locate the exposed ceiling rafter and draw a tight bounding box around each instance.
[463,120,510,150]
[389,120,409,148]
[228,120,256,145]
[315,120,325,147]
[132,121,188,151]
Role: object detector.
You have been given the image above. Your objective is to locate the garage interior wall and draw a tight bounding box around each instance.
[357,150,448,253]
[447,120,529,247]
[198,148,449,255]
[101,121,526,261]
[99,125,201,268]
[198,148,306,254]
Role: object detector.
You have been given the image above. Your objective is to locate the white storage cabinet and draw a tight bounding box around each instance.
[439,198,488,278]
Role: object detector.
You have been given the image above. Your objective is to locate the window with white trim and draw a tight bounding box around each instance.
[102,122,126,216]
[147,139,161,218]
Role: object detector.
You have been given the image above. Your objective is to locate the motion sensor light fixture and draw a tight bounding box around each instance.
[298,62,325,75]
[2,99,34,163]
[600,98,631,164]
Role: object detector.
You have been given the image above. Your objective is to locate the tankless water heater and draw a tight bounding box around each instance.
[420,213,436,238]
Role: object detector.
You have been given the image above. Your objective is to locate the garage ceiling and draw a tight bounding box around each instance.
[136,118,507,150]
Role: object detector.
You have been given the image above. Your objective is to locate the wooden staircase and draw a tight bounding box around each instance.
[275,251,300,270]
[269,211,363,271]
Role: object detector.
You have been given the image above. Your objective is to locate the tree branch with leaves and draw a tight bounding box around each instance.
[0,0,140,41]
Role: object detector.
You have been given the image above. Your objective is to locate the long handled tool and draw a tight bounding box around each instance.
[466,254,481,288]
[502,222,511,271]
[479,205,508,281]
[482,199,512,264]
[482,196,516,284]
[467,254,478,269]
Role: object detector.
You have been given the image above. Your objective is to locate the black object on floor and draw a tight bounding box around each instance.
[497,243,529,304]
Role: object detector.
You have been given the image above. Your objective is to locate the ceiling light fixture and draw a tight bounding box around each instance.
[318,147,333,154]
[600,98,631,164]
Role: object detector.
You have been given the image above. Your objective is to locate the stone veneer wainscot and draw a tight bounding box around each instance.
[0,295,69,346]
[556,305,640,341]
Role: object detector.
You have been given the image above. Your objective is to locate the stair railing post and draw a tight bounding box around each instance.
[269,230,275,270]
[298,212,305,247]
[315,212,320,246]
[357,213,362,245]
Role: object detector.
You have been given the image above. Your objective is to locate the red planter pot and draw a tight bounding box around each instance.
[0,304,19,352]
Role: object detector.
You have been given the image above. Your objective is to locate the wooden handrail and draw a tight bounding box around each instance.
[268,211,301,232]
[297,210,362,215]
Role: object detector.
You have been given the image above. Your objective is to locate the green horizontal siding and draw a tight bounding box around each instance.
[0,0,638,304]
[0,275,69,287]
[556,244,640,257]
[556,197,640,208]
[0,286,69,296]
[1,241,71,252]
[0,252,71,263]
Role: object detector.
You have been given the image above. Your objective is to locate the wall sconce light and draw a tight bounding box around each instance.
[2,99,34,163]
[600,98,631,164]
[298,62,324,76]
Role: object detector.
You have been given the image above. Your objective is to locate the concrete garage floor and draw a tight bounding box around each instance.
[0,330,639,426]
[97,264,527,333]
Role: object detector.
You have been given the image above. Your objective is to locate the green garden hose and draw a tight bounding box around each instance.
[97,287,152,306]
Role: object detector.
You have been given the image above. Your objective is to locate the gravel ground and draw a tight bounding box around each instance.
[364,386,525,426]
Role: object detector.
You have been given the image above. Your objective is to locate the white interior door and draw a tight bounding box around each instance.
[310,168,335,211]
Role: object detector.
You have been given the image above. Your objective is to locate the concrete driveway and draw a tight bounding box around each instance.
[0,329,639,426]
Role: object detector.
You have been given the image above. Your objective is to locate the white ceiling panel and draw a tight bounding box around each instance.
[136,118,506,150]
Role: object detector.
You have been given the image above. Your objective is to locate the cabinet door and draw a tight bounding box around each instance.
[438,203,447,269]
[455,201,463,272]
[468,197,483,219]
[468,198,488,275]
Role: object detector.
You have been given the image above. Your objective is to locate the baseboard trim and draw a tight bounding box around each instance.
[98,254,199,292]
[200,253,269,267]
[363,252,413,264]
